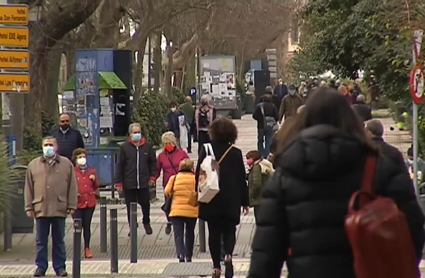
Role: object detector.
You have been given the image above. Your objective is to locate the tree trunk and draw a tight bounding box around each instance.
[153,31,162,94]
[164,39,174,98]
[133,34,149,107]
[25,0,102,136]
[45,43,64,119]
[184,56,196,92]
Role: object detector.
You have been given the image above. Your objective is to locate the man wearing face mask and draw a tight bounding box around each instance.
[279,84,303,122]
[51,113,85,162]
[273,78,288,105]
[114,123,157,235]
[166,101,186,141]
[24,136,78,277]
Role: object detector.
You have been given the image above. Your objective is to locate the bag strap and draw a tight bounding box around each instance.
[260,103,265,116]
[170,174,178,195]
[361,155,376,193]
[218,145,233,164]
[167,155,178,175]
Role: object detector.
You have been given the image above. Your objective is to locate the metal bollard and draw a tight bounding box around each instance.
[72,219,82,278]
[199,219,206,252]
[99,197,107,253]
[110,209,118,273]
[130,202,138,263]
[3,210,12,251]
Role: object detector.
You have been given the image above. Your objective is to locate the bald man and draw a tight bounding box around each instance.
[365,119,405,168]
[352,94,372,122]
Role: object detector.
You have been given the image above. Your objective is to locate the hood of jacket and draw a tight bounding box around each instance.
[258,159,274,175]
[277,124,366,180]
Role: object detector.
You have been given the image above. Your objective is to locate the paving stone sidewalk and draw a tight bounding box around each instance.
[0,111,412,264]
[0,259,424,277]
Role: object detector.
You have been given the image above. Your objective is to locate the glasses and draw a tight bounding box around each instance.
[60,120,69,123]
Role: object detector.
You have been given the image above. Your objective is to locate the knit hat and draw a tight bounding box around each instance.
[161,131,178,147]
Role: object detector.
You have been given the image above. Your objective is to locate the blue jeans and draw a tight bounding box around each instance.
[35,217,67,272]
[257,128,273,158]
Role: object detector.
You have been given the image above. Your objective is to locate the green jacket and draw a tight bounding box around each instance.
[179,102,195,123]
[247,160,274,206]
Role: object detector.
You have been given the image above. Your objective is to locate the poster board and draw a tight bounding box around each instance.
[199,55,237,109]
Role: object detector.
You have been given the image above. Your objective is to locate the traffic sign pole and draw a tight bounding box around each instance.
[411,28,423,196]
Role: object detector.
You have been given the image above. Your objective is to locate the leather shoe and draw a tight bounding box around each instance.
[33,268,46,277]
[55,269,68,277]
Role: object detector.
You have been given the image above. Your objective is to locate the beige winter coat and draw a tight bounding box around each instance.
[24,155,78,218]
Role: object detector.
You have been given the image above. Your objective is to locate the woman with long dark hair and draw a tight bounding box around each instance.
[248,88,425,278]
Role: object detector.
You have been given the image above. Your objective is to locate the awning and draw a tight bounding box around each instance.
[63,71,127,91]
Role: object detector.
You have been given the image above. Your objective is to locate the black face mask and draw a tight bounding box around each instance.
[60,124,70,130]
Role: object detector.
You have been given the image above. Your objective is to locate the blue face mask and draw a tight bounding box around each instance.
[131,133,142,142]
[43,146,55,157]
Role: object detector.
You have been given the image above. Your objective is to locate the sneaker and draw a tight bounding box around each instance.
[33,268,46,277]
[143,224,153,235]
[84,247,93,259]
[55,269,68,277]
[165,223,172,235]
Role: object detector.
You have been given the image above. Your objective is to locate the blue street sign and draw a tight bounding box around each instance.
[189,87,197,96]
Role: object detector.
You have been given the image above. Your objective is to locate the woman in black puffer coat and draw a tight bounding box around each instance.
[248,88,425,278]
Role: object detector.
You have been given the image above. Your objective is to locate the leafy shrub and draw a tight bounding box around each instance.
[171,87,186,104]
[133,88,185,147]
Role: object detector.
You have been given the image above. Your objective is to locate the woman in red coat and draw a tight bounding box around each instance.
[72,148,100,259]
[155,131,189,235]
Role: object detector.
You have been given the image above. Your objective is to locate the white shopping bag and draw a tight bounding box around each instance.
[198,143,220,203]
[178,115,188,150]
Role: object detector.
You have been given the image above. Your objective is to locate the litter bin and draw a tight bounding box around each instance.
[245,94,255,114]
[11,165,34,234]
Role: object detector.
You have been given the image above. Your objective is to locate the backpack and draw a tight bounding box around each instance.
[345,155,420,278]
[198,143,233,203]
[199,109,210,128]
[260,104,278,133]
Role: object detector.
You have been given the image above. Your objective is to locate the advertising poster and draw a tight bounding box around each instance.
[74,50,99,148]
[199,55,236,109]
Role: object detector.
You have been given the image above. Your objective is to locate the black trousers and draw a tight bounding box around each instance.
[207,219,237,269]
[73,207,95,248]
[198,130,211,155]
[253,206,260,224]
[124,187,151,224]
[170,217,197,258]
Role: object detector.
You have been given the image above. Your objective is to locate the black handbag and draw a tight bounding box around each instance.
[161,174,177,215]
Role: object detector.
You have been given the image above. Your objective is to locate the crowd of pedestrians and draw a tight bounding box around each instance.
[22,77,425,277]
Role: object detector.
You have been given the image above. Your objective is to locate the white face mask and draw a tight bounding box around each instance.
[171,107,176,112]
[77,157,86,166]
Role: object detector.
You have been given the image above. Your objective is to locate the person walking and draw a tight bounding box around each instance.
[278,84,303,122]
[352,94,372,122]
[114,123,157,235]
[24,136,78,277]
[195,117,250,278]
[194,95,216,154]
[164,158,198,263]
[179,96,195,153]
[155,131,189,235]
[72,148,100,259]
[248,88,425,278]
[365,119,405,168]
[51,113,85,162]
[273,78,288,105]
[165,101,186,142]
[252,94,279,158]
[246,150,274,223]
